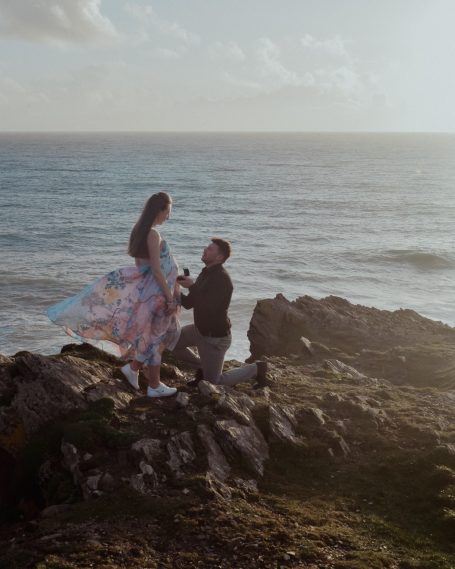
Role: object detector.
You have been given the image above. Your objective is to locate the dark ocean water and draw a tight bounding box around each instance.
[1,132,454,361]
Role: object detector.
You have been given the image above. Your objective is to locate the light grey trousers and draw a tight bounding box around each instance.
[171,324,258,387]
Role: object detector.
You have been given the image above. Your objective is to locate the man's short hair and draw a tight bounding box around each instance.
[211,237,232,261]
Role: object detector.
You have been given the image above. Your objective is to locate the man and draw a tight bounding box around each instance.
[172,238,268,388]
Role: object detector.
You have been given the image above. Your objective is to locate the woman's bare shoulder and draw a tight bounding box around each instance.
[147,228,160,241]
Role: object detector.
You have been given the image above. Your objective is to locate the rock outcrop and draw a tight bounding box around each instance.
[1,342,453,511]
[0,350,133,446]
[1,297,455,569]
[248,294,455,387]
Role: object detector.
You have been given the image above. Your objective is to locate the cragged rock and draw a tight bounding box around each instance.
[248,294,455,387]
[233,477,258,495]
[250,294,455,356]
[175,392,190,407]
[214,419,269,477]
[324,359,367,381]
[166,431,197,478]
[1,349,133,443]
[268,404,301,446]
[197,424,231,481]
[85,474,103,493]
[1,304,455,569]
[216,392,255,426]
[203,472,233,500]
[326,397,389,431]
[198,380,223,398]
[61,441,118,500]
[8,344,447,517]
[61,441,83,488]
[129,463,159,495]
[300,336,314,356]
[354,344,455,388]
[0,325,454,569]
[324,430,351,458]
[132,438,162,463]
[296,407,327,429]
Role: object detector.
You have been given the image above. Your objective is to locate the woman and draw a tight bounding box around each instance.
[48,192,180,398]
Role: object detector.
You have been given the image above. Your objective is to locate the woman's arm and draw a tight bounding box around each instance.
[147,229,173,303]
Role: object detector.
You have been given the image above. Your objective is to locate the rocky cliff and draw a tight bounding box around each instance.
[248,294,455,388]
[1,296,454,569]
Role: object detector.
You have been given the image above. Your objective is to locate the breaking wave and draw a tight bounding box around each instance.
[380,250,454,270]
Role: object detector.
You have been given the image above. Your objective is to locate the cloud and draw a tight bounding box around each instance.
[319,66,363,94]
[0,74,53,109]
[0,76,26,104]
[215,35,380,115]
[256,38,302,87]
[0,0,118,45]
[209,41,245,61]
[297,34,382,107]
[209,38,318,95]
[221,72,262,91]
[256,38,314,90]
[125,3,199,48]
[153,47,180,59]
[301,33,352,60]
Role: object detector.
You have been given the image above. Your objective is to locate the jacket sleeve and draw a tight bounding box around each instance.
[180,284,197,309]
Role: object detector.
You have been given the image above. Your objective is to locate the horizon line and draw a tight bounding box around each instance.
[1,130,454,135]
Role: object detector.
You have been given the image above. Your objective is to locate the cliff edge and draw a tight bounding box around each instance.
[0,297,454,569]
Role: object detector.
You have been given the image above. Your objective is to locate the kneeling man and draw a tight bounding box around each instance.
[172,238,267,388]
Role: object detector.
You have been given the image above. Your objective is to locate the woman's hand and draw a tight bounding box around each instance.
[147,230,175,303]
[165,298,178,315]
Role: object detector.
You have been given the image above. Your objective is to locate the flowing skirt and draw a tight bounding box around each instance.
[48,264,180,366]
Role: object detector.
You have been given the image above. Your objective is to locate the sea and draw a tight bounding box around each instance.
[1,132,454,362]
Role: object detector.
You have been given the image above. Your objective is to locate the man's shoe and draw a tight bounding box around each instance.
[147,382,177,398]
[121,364,140,390]
[186,368,203,388]
[254,360,269,388]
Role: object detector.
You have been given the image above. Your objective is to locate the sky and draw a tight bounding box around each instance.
[0,0,454,132]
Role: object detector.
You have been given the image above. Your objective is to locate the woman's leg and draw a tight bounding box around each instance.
[143,364,160,388]
[130,360,142,372]
[144,364,177,398]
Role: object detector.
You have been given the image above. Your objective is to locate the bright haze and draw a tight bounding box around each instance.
[0,0,454,132]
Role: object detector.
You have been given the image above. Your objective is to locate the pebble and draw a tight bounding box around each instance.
[40,504,72,518]
[86,539,103,548]
[38,533,63,541]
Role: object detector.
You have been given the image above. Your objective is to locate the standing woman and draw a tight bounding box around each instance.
[48,192,180,398]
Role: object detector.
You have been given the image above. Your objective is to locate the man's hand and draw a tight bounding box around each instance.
[177,276,194,289]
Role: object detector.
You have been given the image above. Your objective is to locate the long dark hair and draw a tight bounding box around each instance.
[128,192,172,258]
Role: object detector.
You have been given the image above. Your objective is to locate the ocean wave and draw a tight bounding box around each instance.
[30,167,104,173]
[275,271,301,281]
[379,250,455,270]
[0,274,76,288]
[210,167,246,172]
[0,232,32,244]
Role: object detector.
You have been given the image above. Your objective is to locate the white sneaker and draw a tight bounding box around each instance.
[121,364,140,390]
[147,382,177,398]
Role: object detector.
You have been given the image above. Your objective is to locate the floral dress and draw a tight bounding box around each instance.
[48,238,180,366]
